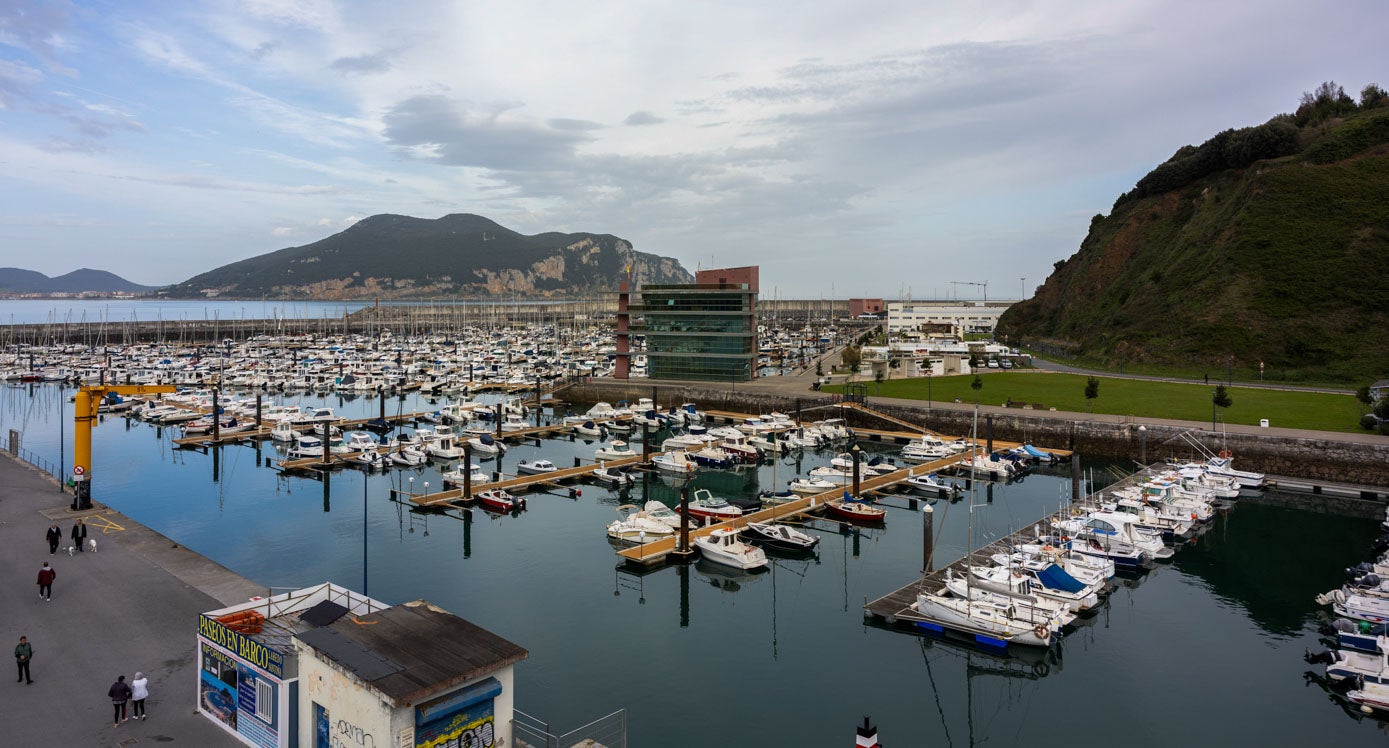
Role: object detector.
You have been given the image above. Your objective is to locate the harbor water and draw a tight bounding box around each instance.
[3,384,1385,746]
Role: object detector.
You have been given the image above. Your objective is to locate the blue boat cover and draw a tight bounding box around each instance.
[1036,563,1086,593]
[1022,444,1051,459]
[479,434,495,445]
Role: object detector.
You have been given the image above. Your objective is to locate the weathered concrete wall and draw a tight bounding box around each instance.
[559,382,1389,488]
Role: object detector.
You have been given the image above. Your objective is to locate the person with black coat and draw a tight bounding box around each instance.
[109,675,132,726]
[71,519,87,553]
[46,524,61,554]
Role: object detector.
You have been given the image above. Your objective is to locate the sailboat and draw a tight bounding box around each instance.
[910,404,1062,648]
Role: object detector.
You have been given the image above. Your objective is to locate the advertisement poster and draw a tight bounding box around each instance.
[199,642,239,730]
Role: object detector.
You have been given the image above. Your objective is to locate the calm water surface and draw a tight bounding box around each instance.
[3,384,1385,746]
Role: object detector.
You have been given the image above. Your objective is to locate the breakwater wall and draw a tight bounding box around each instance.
[557,381,1389,489]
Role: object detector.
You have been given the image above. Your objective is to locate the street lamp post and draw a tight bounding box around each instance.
[1020,277,1026,300]
[925,368,933,411]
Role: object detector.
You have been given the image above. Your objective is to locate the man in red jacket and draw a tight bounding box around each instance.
[36,563,55,601]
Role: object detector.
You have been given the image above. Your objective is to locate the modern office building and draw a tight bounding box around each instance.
[632,266,759,382]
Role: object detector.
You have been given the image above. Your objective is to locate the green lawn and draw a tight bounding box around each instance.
[830,372,1366,432]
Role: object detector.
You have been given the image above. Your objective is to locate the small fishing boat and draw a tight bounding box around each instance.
[606,505,674,543]
[468,433,506,456]
[592,464,635,486]
[788,477,838,494]
[693,528,768,570]
[904,472,956,496]
[517,459,558,475]
[743,521,819,553]
[652,451,698,475]
[642,501,683,528]
[824,494,886,523]
[679,492,744,523]
[595,440,637,461]
[476,489,526,513]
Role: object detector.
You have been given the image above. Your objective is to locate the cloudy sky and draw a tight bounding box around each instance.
[0,1,1382,297]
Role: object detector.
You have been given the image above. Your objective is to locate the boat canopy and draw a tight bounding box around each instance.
[1036,563,1086,593]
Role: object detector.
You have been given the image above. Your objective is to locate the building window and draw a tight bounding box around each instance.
[256,678,273,723]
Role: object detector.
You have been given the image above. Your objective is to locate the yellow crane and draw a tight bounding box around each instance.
[72,384,177,509]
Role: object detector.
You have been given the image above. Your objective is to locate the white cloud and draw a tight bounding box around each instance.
[271,226,293,237]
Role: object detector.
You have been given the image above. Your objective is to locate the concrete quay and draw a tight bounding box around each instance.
[0,454,262,746]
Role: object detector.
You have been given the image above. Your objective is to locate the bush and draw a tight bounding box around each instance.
[1361,414,1381,430]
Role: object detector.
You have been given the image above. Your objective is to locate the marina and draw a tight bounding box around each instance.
[3,375,1387,745]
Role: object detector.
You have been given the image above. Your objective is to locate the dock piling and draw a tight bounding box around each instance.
[922,503,934,572]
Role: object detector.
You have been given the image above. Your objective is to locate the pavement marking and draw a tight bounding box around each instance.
[87,515,125,534]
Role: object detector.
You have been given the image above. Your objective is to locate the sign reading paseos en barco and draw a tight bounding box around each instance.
[198,614,285,679]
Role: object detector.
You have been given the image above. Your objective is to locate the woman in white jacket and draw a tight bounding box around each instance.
[130,672,149,720]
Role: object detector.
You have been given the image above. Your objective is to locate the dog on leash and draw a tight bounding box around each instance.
[87,537,97,553]
[66,545,75,556]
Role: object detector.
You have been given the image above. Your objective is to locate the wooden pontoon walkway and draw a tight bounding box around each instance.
[863,467,1151,627]
[403,454,647,508]
[174,410,435,447]
[616,451,973,566]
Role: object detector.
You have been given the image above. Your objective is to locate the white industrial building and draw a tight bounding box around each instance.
[886,301,1014,335]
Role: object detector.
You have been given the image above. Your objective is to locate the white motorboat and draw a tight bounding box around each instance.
[342,432,382,467]
[652,451,698,475]
[427,425,467,460]
[592,465,635,486]
[572,420,602,437]
[904,472,956,496]
[743,521,819,553]
[642,501,683,529]
[388,444,427,467]
[270,420,301,443]
[517,459,558,475]
[287,435,326,461]
[969,561,1101,613]
[693,528,768,570]
[1204,454,1264,490]
[607,505,675,543]
[595,440,637,461]
[468,433,506,456]
[442,464,491,488]
[500,413,529,432]
[788,477,838,494]
[1317,588,1389,624]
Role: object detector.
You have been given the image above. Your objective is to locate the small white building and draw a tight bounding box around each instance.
[886,301,1013,335]
[197,585,527,748]
[296,599,527,748]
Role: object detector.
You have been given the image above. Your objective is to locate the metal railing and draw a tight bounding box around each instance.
[513,708,626,748]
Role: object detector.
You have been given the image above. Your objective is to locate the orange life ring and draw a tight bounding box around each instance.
[1033,624,1048,639]
[1217,449,1232,459]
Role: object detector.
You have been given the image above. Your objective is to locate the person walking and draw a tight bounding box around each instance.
[15,637,32,684]
[130,672,149,720]
[109,674,132,726]
[71,519,87,553]
[37,562,55,601]
[46,524,62,554]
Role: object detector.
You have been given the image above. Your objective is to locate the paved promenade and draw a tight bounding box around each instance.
[0,454,261,746]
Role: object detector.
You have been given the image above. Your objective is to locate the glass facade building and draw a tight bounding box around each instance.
[633,283,758,382]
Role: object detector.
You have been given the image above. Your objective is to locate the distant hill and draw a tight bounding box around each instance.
[998,83,1389,385]
[162,213,692,299]
[0,267,155,294]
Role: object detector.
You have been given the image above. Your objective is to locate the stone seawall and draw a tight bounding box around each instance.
[557,382,1389,488]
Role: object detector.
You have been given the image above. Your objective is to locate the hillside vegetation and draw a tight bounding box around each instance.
[163,213,691,299]
[998,83,1389,385]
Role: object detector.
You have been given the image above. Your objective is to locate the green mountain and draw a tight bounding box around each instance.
[162,213,691,299]
[0,267,154,294]
[998,85,1389,384]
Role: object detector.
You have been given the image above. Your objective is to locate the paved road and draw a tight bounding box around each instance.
[0,454,262,746]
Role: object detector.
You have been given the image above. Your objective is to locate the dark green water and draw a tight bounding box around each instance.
[5,385,1386,746]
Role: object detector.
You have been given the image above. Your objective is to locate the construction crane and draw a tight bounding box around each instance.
[949,281,989,301]
[72,384,177,509]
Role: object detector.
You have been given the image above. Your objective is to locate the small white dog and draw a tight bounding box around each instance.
[87,537,97,553]
[66,545,74,556]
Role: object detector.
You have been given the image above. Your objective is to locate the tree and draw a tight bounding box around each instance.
[1084,376,1100,412]
[1361,83,1387,109]
[970,375,983,403]
[1375,396,1389,421]
[815,360,823,377]
[1211,385,1233,430]
[1356,385,1374,408]
[874,368,885,392]
[841,346,861,372]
